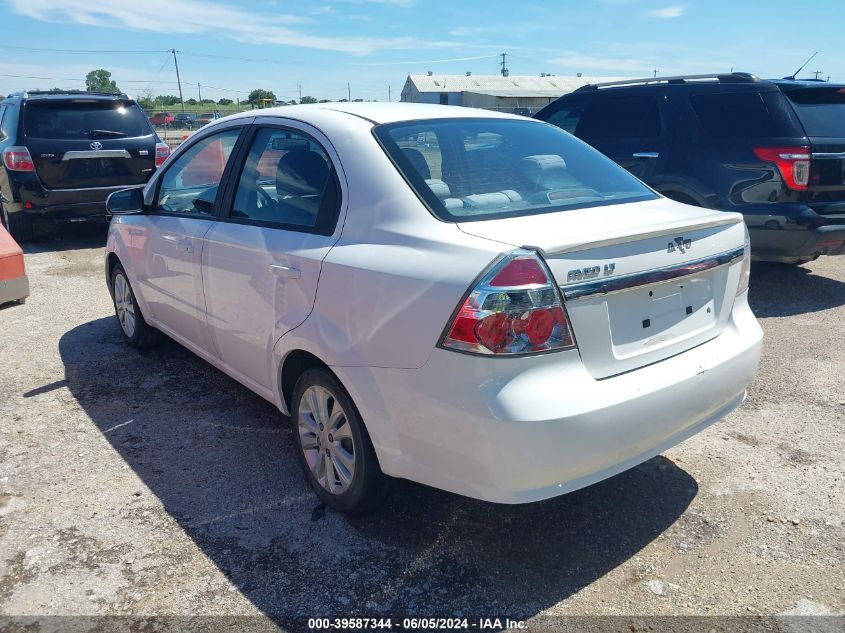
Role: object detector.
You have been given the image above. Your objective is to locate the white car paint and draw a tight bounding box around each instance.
[106,103,763,504]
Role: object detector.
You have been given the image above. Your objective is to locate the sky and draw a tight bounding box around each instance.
[0,0,843,103]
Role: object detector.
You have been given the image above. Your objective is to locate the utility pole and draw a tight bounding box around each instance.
[500,52,509,77]
[653,69,658,77]
[813,70,822,80]
[347,82,351,102]
[388,85,391,102]
[171,49,185,111]
[197,82,202,103]
[298,83,302,103]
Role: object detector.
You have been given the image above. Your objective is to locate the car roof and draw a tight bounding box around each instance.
[771,79,845,89]
[11,91,132,102]
[224,102,524,125]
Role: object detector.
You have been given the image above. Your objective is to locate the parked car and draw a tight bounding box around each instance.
[0,90,170,241]
[196,111,222,126]
[171,112,199,130]
[0,222,28,306]
[104,103,763,513]
[535,73,845,265]
[149,111,174,126]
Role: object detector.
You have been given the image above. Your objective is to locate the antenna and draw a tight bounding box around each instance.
[787,51,818,80]
[500,52,509,77]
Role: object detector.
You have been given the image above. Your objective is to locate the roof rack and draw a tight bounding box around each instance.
[9,90,129,99]
[574,72,760,91]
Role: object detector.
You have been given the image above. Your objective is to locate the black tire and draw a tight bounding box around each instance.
[291,368,386,514]
[110,264,158,348]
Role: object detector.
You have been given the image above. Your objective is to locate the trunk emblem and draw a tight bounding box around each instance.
[567,263,616,282]
[668,237,692,254]
[90,141,103,150]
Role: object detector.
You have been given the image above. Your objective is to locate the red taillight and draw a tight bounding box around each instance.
[2,146,35,172]
[753,146,811,191]
[440,250,577,356]
[155,142,171,167]
[489,257,547,286]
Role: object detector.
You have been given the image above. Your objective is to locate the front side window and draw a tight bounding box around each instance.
[156,128,241,215]
[230,127,338,232]
[375,118,657,222]
[575,95,662,139]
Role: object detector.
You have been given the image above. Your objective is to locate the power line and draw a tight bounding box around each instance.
[0,45,169,54]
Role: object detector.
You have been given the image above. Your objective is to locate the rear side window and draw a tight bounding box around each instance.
[23,100,152,140]
[782,87,845,137]
[575,95,662,139]
[691,91,796,138]
[540,96,593,134]
[375,117,657,222]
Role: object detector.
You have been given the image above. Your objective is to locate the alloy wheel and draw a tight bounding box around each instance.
[298,385,356,494]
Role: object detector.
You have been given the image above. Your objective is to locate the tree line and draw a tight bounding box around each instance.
[83,69,326,109]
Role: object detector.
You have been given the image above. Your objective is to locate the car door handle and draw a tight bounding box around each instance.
[269,264,301,279]
[633,152,660,159]
[161,234,193,253]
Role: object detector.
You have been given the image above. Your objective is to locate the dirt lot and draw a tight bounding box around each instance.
[0,233,843,631]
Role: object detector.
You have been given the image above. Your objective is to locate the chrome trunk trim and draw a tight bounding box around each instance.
[61,150,132,161]
[562,246,745,301]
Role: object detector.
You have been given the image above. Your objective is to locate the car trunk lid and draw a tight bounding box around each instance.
[458,197,747,378]
[22,99,156,189]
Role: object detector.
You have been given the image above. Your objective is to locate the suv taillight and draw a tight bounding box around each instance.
[753,146,811,191]
[440,249,577,355]
[155,142,171,167]
[2,146,35,172]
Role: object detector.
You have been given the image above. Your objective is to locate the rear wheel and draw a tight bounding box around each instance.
[111,264,157,348]
[292,369,385,514]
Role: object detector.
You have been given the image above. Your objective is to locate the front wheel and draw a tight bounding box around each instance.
[292,369,386,514]
[111,264,157,348]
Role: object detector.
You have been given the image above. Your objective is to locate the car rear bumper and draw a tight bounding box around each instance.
[749,224,845,262]
[336,292,762,504]
[5,177,128,222]
[0,274,29,305]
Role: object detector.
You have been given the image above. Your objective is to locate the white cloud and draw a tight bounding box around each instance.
[9,0,428,55]
[647,5,687,18]
[548,53,655,73]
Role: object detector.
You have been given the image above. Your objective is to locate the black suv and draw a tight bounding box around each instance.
[0,91,169,240]
[535,73,845,264]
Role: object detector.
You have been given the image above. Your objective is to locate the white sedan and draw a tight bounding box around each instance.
[104,103,763,514]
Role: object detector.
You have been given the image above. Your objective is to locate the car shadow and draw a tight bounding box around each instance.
[748,261,845,317]
[21,224,108,254]
[58,316,698,629]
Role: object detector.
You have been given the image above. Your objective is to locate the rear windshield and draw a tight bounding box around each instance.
[373,118,657,222]
[23,100,151,140]
[781,86,845,137]
[691,91,798,138]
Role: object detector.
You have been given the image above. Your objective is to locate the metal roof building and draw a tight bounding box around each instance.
[400,74,630,114]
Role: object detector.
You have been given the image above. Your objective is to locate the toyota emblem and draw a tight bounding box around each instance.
[90,141,103,150]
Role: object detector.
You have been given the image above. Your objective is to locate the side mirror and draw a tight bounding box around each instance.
[107,187,144,215]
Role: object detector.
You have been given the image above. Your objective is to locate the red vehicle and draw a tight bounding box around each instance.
[0,223,28,305]
[149,111,174,126]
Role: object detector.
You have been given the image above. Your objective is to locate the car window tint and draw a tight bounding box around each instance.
[23,101,151,140]
[781,86,845,137]
[231,127,335,229]
[0,105,7,138]
[375,118,657,222]
[691,92,795,138]
[575,95,661,139]
[156,128,240,215]
[542,101,590,134]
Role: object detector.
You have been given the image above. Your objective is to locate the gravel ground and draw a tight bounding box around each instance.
[0,232,843,632]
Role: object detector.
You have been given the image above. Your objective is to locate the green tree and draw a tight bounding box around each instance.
[247,88,276,106]
[217,98,233,106]
[85,69,119,93]
[185,98,198,106]
[300,95,318,104]
[159,95,181,106]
